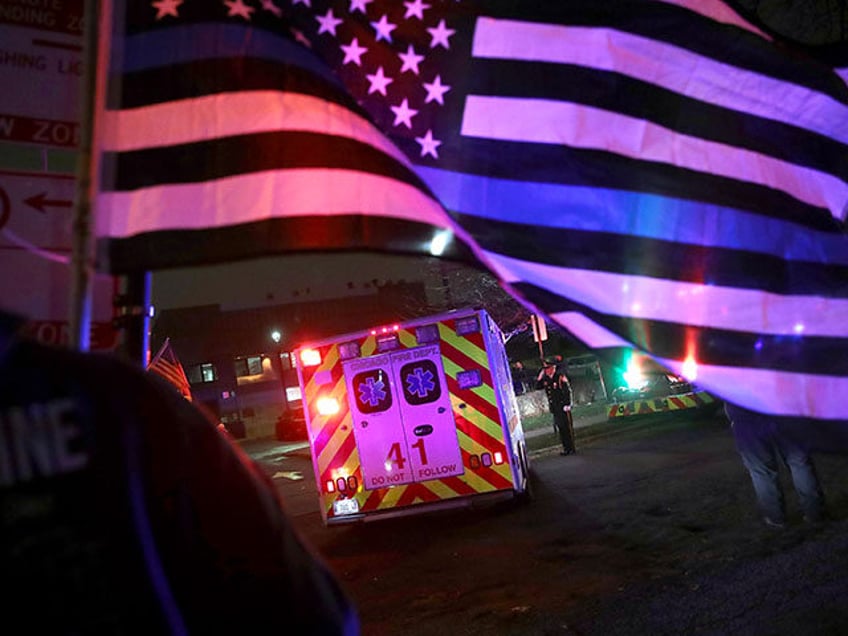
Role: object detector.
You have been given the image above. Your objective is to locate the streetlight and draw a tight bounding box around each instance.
[270,328,289,439]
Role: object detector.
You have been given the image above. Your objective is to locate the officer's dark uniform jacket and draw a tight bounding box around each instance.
[0,311,357,634]
[537,370,572,413]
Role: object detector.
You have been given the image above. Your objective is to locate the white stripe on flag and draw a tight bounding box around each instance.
[487,252,848,338]
[548,312,847,419]
[470,18,848,145]
[97,169,455,238]
[100,91,412,166]
[656,360,847,419]
[460,95,847,217]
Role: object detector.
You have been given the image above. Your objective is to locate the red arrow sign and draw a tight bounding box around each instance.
[24,192,73,213]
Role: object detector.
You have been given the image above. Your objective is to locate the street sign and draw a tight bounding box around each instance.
[0,0,117,349]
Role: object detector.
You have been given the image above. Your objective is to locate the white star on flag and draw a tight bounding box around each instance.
[422,74,450,104]
[341,37,368,66]
[260,0,282,17]
[316,8,343,36]
[390,98,418,129]
[371,14,397,43]
[365,66,393,95]
[349,0,372,14]
[152,0,183,19]
[224,0,254,20]
[427,19,455,49]
[398,44,425,75]
[415,129,441,159]
[403,0,430,20]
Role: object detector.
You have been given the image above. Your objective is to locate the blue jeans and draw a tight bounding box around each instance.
[727,405,825,522]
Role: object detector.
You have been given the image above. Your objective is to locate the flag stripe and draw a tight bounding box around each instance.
[550,311,847,419]
[105,131,428,192]
[98,169,452,237]
[101,91,410,166]
[489,253,847,338]
[100,215,474,276]
[472,18,848,143]
[117,22,342,88]
[461,58,848,181]
[414,137,836,231]
[481,1,848,103]
[656,0,770,39]
[461,96,847,217]
[420,166,848,265]
[454,214,848,298]
[513,282,848,376]
[117,56,362,115]
[147,338,192,401]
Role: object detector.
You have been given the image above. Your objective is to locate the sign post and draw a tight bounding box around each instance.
[530,313,548,360]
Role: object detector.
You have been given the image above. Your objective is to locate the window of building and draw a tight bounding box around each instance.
[187,362,217,384]
[235,355,264,377]
[234,354,278,386]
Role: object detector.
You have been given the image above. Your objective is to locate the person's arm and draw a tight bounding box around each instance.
[535,368,546,389]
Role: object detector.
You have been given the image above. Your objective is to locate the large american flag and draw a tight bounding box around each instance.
[95,0,848,423]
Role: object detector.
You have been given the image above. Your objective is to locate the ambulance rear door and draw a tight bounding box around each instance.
[390,344,464,482]
[343,353,415,491]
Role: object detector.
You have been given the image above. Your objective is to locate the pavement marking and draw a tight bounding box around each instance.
[272,470,304,481]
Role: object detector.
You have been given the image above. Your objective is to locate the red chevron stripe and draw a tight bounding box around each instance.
[395,483,441,507]
[670,396,686,409]
[453,411,507,456]
[441,475,477,496]
[438,337,493,388]
[361,487,388,512]
[445,375,501,424]
[319,431,357,483]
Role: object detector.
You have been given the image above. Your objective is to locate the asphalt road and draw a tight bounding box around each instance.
[243,410,848,635]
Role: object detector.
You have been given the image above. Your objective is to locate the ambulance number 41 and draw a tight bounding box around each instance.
[387,439,428,469]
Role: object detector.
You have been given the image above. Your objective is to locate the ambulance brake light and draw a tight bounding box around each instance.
[316,396,340,415]
[300,348,321,367]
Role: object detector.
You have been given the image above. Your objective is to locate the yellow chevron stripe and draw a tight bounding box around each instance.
[398,329,417,348]
[437,322,489,367]
[361,335,377,356]
[421,479,463,500]
[376,484,406,509]
[448,393,503,440]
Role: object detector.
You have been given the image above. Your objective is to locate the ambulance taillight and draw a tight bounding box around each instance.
[316,396,340,415]
[300,348,321,367]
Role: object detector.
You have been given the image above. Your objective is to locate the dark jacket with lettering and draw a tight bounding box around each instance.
[0,312,358,635]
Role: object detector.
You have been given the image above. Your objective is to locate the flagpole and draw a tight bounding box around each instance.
[68,0,102,351]
[123,271,152,367]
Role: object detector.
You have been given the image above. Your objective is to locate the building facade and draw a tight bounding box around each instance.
[151,280,439,439]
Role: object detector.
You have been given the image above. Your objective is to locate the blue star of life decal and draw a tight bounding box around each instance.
[406,366,436,399]
[358,376,387,407]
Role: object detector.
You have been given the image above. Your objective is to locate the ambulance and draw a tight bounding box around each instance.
[294,308,531,525]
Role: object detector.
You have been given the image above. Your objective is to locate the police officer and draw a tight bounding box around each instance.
[536,358,576,455]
